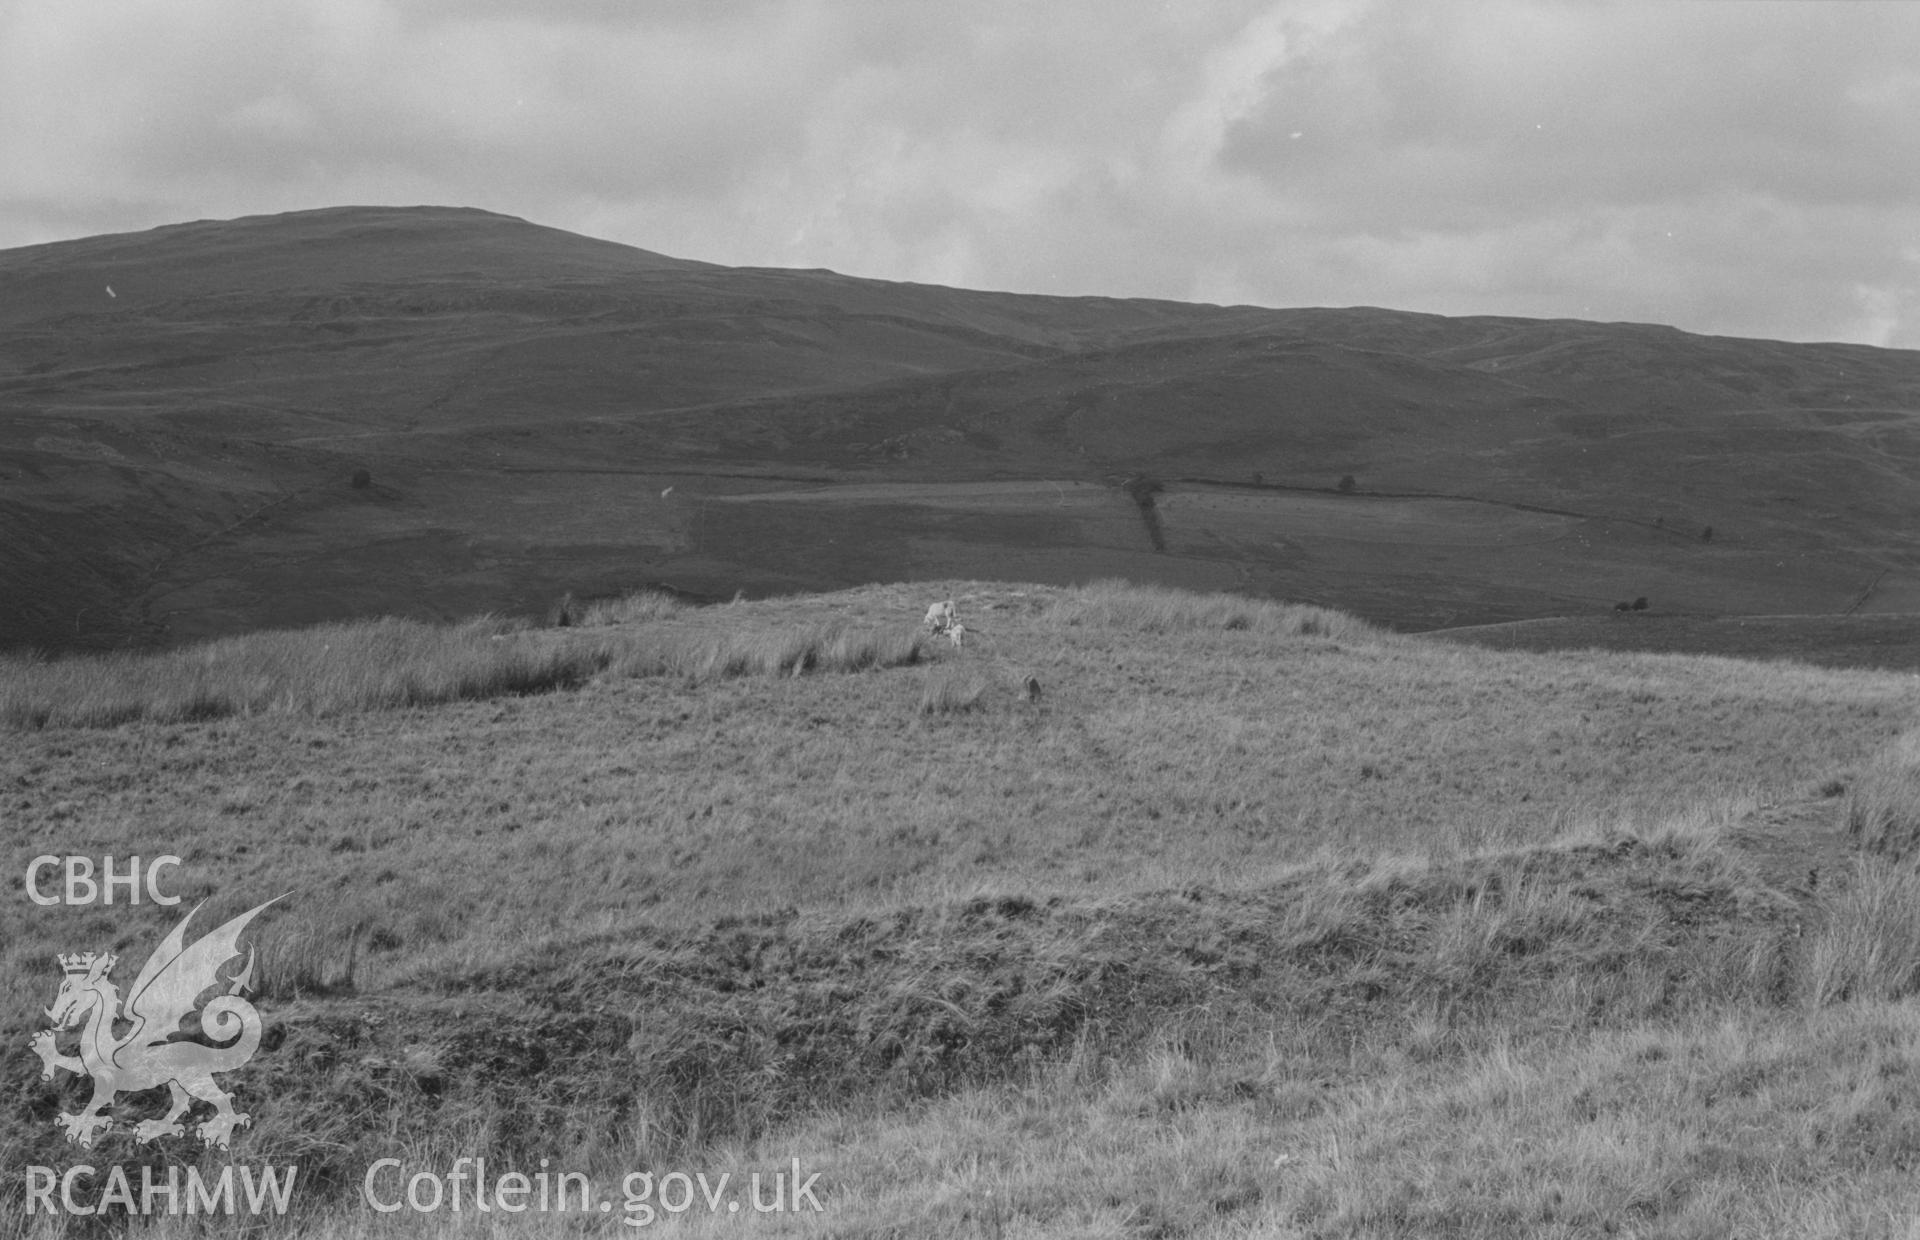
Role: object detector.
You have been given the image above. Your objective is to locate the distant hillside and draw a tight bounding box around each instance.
[5,205,1920,649]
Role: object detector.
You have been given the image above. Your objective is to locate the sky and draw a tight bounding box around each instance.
[4,0,1918,348]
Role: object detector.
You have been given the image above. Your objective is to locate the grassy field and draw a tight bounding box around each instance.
[7,580,1920,1236]
[1430,612,1920,673]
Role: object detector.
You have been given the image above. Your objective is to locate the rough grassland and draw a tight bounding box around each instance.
[6,580,1920,1236]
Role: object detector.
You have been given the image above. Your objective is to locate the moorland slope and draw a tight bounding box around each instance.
[9,582,1920,1234]
[6,206,1920,651]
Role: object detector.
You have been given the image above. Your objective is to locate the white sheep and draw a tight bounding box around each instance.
[946,623,966,649]
[923,599,957,633]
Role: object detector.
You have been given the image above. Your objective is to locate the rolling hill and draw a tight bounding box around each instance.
[5,205,1920,651]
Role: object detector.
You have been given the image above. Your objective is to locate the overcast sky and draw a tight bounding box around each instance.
[4,0,1917,347]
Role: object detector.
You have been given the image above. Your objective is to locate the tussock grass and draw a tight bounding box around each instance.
[0,615,593,729]
[1845,728,1920,858]
[252,909,363,1000]
[1,612,930,730]
[1050,577,1374,640]
[577,588,683,627]
[1802,856,1920,1006]
[918,664,993,713]
[606,619,930,682]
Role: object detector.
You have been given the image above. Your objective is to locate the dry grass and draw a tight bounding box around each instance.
[918,664,994,713]
[1846,728,1920,858]
[3,812,1814,1233]
[1050,577,1374,640]
[0,615,585,729]
[0,611,931,730]
[576,588,685,627]
[650,999,1920,1239]
[14,817,1898,1238]
[1801,856,1920,1007]
[6,579,1920,1234]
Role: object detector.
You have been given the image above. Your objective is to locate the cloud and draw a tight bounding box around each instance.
[1,0,1916,347]
[1200,1,1920,343]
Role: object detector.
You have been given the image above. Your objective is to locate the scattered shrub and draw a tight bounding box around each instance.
[1337,474,1357,493]
[350,468,372,490]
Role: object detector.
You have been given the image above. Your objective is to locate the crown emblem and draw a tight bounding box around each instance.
[58,952,114,976]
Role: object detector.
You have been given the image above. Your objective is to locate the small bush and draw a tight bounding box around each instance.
[350,468,372,490]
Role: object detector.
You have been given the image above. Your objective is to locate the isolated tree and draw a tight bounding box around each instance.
[1120,474,1167,552]
[1337,474,1357,493]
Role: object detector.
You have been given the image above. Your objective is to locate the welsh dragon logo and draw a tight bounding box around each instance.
[29,896,283,1150]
